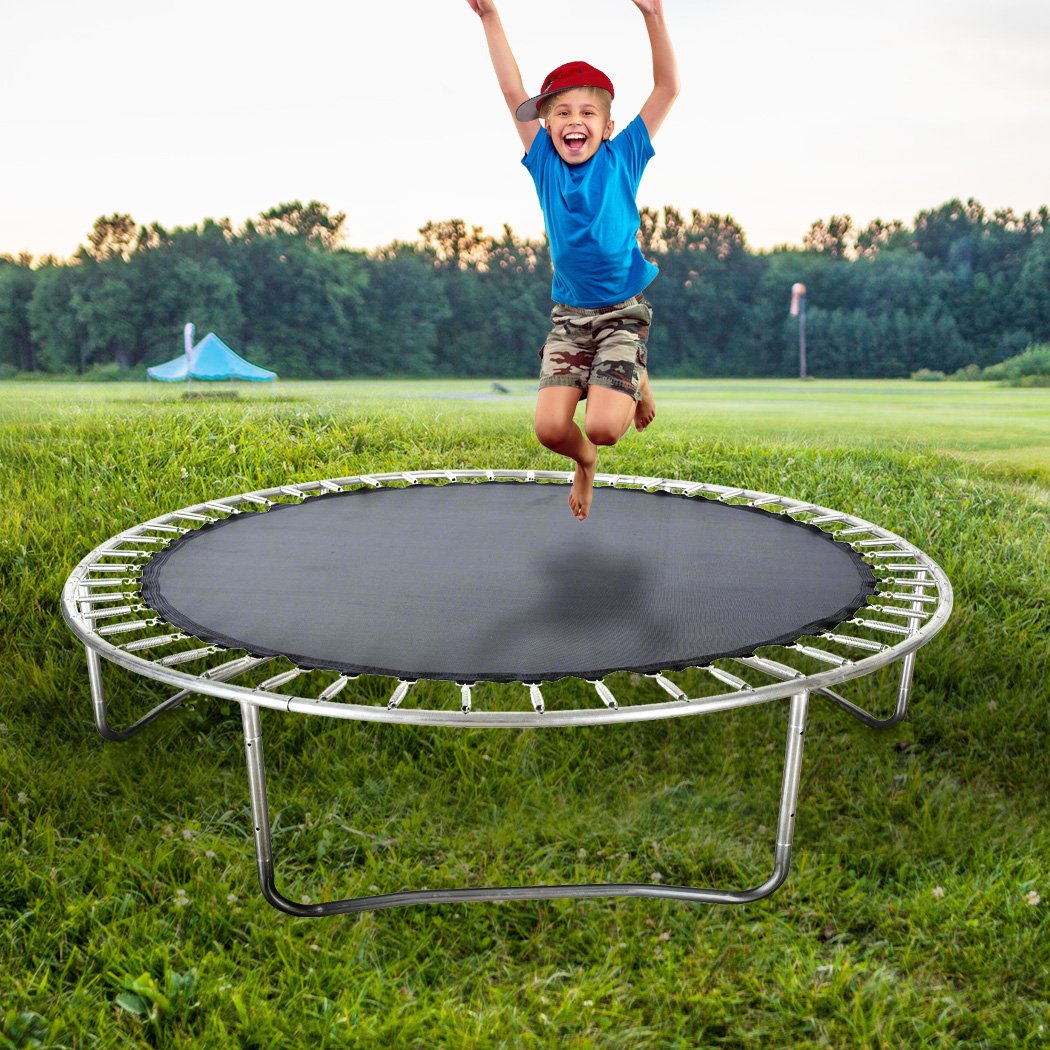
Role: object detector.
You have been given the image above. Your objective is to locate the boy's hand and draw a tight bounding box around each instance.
[465,0,497,15]
[630,0,665,15]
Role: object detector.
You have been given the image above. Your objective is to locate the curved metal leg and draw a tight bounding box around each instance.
[239,691,811,917]
[87,645,189,742]
[817,649,915,729]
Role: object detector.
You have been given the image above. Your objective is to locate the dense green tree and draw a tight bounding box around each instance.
[1011,232,1050,343]
[254,201,347,251]
[364,245,450,375]
[802,215,854,259]
[0,257,36,372]
[5,197,1049,380]
[855,218,910,259]
[79,213,138,263]
[27,263,85,372]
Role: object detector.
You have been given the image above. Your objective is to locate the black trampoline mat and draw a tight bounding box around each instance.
[141,482,878,682]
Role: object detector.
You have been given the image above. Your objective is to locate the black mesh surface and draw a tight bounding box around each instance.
[141,482,877,683]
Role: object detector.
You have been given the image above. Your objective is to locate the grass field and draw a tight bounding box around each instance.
[1,378,1047,1048]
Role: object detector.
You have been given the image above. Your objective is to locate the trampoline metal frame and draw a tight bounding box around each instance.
[62,469,953,916]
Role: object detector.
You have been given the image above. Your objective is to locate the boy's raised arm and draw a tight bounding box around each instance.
[465,0,540,153]
[631,0,681,139]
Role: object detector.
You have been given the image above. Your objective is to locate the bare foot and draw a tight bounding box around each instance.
[635,371,656,431]
[568,444,597,521]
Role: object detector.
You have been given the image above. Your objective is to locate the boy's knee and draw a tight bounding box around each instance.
[535,416,573,450]
[585,421,622,447]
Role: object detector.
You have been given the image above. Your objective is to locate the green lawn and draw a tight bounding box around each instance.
[0,379,1047,1048]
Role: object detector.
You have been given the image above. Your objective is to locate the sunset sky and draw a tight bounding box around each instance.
[3,0,1048,260]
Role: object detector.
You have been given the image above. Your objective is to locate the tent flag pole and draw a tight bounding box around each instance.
[184,322,196,391]
[790,284,807,380]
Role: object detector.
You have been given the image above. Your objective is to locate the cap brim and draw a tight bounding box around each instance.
[515,93,549,123]
[516,83,599,122]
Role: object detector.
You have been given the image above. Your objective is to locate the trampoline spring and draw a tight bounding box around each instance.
[387,680,413,709]
[806,513,846,525]
[527,684,545,713]
[98,618,161,637]
[649,674,689,701]
[238,493,273,506]
[81,604,145,622]
[98,549,152,559]
[317,480,344,493]
[737,655,804,680]
[459,684,473,713]
[203,655,270,680]
[158,646,223,667]
[881,562,925,572]
[867,549,912,559]
[279,487,307,500]
[884,591,937,604]
[717,488,745,501]
[792,645,850,667]
[125,535,167,545]
[86,564,139,575]
[590,680,618,709]
[851,617,911,636]
[837,524,878,537]
[77,591,136,605]
[854,538,900,548]
[317,675,352,701]
[171,511,215,523]
[144,523,187,534]
[887,576,934,589]
[869,603,930,621]
[820,632,887,653]
[257,668,305,691]
[203,501,241,515]
[749,495,782,507]
[704,666,753,692]
[358,475,382,488]
[122,632,187,652]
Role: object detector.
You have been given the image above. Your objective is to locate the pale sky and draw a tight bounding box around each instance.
[3,0,1048,260]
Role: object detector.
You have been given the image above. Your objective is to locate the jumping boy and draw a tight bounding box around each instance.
[465,0,680,521]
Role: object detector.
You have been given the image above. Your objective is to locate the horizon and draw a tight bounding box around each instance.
[7,191,1050,269]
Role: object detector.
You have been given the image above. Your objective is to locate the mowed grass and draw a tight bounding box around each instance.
[0,378,1047,1048]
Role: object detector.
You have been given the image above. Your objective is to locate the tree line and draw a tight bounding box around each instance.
[1,197,1048,380]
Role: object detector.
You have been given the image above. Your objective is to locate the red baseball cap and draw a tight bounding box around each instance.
[515,61,615,122]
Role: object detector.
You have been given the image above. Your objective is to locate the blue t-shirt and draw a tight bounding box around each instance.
[523,115,659,309]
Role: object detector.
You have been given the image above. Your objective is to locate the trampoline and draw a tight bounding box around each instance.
[62,469,952,916]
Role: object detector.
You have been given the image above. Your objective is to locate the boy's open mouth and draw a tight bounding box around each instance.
[563,132,588,154]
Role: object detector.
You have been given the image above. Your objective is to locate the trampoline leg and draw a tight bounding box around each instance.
[735,687,809,901]
[87,645,187,742]
[238,691,813,917]
[772,690,809,883]
[819,566,930,729]
[240,703,281,910]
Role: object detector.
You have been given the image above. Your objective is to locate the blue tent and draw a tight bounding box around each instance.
[147,332,277,383]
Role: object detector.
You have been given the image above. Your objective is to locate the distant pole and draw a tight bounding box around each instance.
[790,283,807,379]
[184,322,196,391]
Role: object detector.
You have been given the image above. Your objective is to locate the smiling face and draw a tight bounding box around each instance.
[543,87,614,165]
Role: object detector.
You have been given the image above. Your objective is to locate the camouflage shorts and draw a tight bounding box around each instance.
[538,296,652,401]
